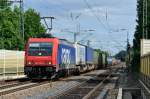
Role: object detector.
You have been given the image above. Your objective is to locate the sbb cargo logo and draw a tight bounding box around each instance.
[61,48,71,65]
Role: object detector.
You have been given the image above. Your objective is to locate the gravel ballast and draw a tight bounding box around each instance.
[0,70,106,99]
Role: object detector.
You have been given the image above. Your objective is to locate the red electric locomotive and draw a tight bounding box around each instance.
[24,38,77,79]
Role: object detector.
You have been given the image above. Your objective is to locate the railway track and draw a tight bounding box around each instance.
[0,65,121,98]
[0,77,28,86]
[0,70,103,97]
[0,71,98,97]
[0,77,30,90]
[0,81,31,90]
[0,80,50,96]
[52,68,119,99]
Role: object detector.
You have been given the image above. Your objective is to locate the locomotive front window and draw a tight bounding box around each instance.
[28,42,53,56]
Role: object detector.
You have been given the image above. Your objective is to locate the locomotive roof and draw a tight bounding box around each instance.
[59,39,74,47]
[28,38,94,49]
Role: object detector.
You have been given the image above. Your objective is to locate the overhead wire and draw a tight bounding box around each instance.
[83,0,109,31]
[83,0,126,50]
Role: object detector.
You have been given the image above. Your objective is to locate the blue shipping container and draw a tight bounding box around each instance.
[107,57,113,66]
[58,42,76,69]
[86,46,94,64]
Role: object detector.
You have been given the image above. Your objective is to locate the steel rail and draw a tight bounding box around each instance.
[82,74,111,99]
[52,71,113,99]
[0,81,49,96]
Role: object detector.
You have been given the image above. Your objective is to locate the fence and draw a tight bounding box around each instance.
[0,50,24,77]
[140,53,150,88]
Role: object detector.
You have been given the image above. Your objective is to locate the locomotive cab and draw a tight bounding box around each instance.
[24,38,58,78]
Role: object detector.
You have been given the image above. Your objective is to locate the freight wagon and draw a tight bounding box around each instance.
[93,50,99,69]
[107,57,113,66]
[85,46,94,71]
[98,52,107,68]
[93,50,107,69]
[74,43,86,73]
[74,43,95,72]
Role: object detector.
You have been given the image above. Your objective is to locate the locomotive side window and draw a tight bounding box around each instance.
[28,42,53,56]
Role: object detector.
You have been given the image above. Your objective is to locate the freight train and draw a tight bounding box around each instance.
[24,37,107,79]
[107,57,120,66]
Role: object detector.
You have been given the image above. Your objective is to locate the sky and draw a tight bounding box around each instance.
[23,0,137,55]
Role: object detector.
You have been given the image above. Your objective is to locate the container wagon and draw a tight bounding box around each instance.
[101,53,107,68]
[97,52,106,69]
[107,57,113,66]
[93,50,99,69]
[85,46,94,71]
[93,50,107,69]
[74,43,86,73]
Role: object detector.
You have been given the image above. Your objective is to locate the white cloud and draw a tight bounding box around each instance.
[73,6,105,17]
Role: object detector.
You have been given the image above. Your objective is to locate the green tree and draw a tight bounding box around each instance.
[0,6,46,50]
[0,7,23,50]
[0,0,11,9]
[0,7,22,50]
[115,50,126,61]
[132,0,150,72]
[24,8,46,42]
[131,0,143,72]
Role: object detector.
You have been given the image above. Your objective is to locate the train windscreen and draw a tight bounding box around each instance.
[28,42,53,56]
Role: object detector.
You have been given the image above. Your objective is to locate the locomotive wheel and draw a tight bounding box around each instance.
[73,69,80,76]
[51,72,59,80]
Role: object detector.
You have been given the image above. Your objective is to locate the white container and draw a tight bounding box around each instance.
[74,43,86,65]
[141,39,150,56]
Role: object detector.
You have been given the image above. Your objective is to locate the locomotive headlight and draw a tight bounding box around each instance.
[28,61,32,65]
[48,62,51,65]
